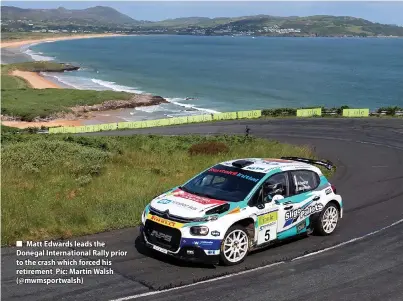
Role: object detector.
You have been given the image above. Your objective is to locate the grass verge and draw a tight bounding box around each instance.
[1,133,333,246]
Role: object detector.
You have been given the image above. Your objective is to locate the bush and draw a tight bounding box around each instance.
[188,141,230,156]
[1,139,110,176]
[262,108,297,116]
[376,106,403,116]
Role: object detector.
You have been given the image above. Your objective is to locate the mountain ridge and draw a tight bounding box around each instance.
[1,5,402,37]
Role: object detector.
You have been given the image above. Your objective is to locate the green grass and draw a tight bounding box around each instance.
[1,74,29,89]
[1,134,333,246]
[3,61,75,73]
[1,88,134,121]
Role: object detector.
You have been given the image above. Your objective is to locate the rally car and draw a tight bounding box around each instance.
[139,157,342,266]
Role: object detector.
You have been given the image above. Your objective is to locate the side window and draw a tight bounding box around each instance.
[249,172,289,206]
[264,173,289,198]
[290,170,319,194]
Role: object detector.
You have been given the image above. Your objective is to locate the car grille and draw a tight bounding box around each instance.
[149,206,195,223]
[144,220,181,252]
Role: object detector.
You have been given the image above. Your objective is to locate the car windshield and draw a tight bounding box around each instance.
[180,164,264,202]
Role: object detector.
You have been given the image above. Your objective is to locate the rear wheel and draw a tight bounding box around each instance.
[313,203,340,235]
[219,225,249,266]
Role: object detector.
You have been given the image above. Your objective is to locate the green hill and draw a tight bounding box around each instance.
[147,14,403,36]
[1,5,139,26]
[1,5,402,37]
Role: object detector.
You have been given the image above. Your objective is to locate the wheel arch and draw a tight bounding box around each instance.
[231,217,255,240]
[327,199,342,217]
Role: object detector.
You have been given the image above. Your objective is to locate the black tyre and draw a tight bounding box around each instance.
[219,224,250,266]
[312,202,340,236]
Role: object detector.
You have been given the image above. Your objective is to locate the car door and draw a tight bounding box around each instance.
[249,172,290,246]
[276,169,324,236]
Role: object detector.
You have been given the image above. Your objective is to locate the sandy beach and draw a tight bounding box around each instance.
[11,70,61,89]
[0,33,125,49]
[1,33,129,128]
[0,33,171,129]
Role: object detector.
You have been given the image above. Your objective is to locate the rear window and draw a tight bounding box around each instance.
[181,164,264,202]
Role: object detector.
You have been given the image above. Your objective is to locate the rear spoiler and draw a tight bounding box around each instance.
[281,157,335,170]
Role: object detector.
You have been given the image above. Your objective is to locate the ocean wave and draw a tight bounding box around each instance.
[23,43,221,116]
[23,48,55,61]
[91,79,144,94]
[166,98,221,114]
[134,105,164,113]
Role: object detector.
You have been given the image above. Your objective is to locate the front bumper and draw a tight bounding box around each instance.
[139,225,220,265]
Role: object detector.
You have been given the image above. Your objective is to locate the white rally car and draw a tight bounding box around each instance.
[139,157,343,265]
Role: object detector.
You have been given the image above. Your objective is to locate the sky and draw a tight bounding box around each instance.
[2,1,403,26]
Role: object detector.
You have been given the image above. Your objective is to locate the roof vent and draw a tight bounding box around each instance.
[232,159,254,168]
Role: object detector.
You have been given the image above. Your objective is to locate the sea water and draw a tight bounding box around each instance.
[27,35,403,120]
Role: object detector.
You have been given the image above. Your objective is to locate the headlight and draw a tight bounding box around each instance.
[190,226,209,236]
[141,207,148,224]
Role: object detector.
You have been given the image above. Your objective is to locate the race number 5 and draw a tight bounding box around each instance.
[265,230,270,241]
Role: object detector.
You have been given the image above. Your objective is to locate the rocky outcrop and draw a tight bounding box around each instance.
[1,93,169,122]
[70,94,168,113]
[30,64,80,72]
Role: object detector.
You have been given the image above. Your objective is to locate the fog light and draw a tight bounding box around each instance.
[187,250,194,255]
[190,226,209,236]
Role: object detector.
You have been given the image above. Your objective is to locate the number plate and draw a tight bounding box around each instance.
[153,245,168,254]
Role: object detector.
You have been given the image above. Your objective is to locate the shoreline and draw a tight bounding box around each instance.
[11,70,62,89]
[0,33,128,49]
[1,33,173,128]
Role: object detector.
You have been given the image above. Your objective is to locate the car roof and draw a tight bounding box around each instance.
[218,158,322,175]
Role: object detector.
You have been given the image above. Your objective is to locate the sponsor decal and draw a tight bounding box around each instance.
[208,168,260,183]
[150,230,172,242]
[157,199,172,204]
[181,238,221,249]
[246,166,266,171]
[147,213,183,228]
[261,162,280,166]
[173,189,225,205]
[285,203,324,220]
[325,188,332,195]
[159,199,198,210]
[257,211,278,226]
[259,222,276,231]
[211,230,220,236]
[296,220,306,233]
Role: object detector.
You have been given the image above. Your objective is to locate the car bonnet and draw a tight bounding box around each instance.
[149,188,228,219]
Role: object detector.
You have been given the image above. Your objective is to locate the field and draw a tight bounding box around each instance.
[0,132,331,246]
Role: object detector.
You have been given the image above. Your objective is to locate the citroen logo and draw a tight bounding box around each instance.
[163,210,170,219]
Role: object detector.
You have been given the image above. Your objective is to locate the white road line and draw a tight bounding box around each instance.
[291,218,403,261]
[110,218,403,301]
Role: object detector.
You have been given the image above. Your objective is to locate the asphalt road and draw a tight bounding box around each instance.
[2,118,403,301]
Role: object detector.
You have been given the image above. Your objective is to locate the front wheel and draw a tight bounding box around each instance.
[219,225,250,266]
[313,203,340,235]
